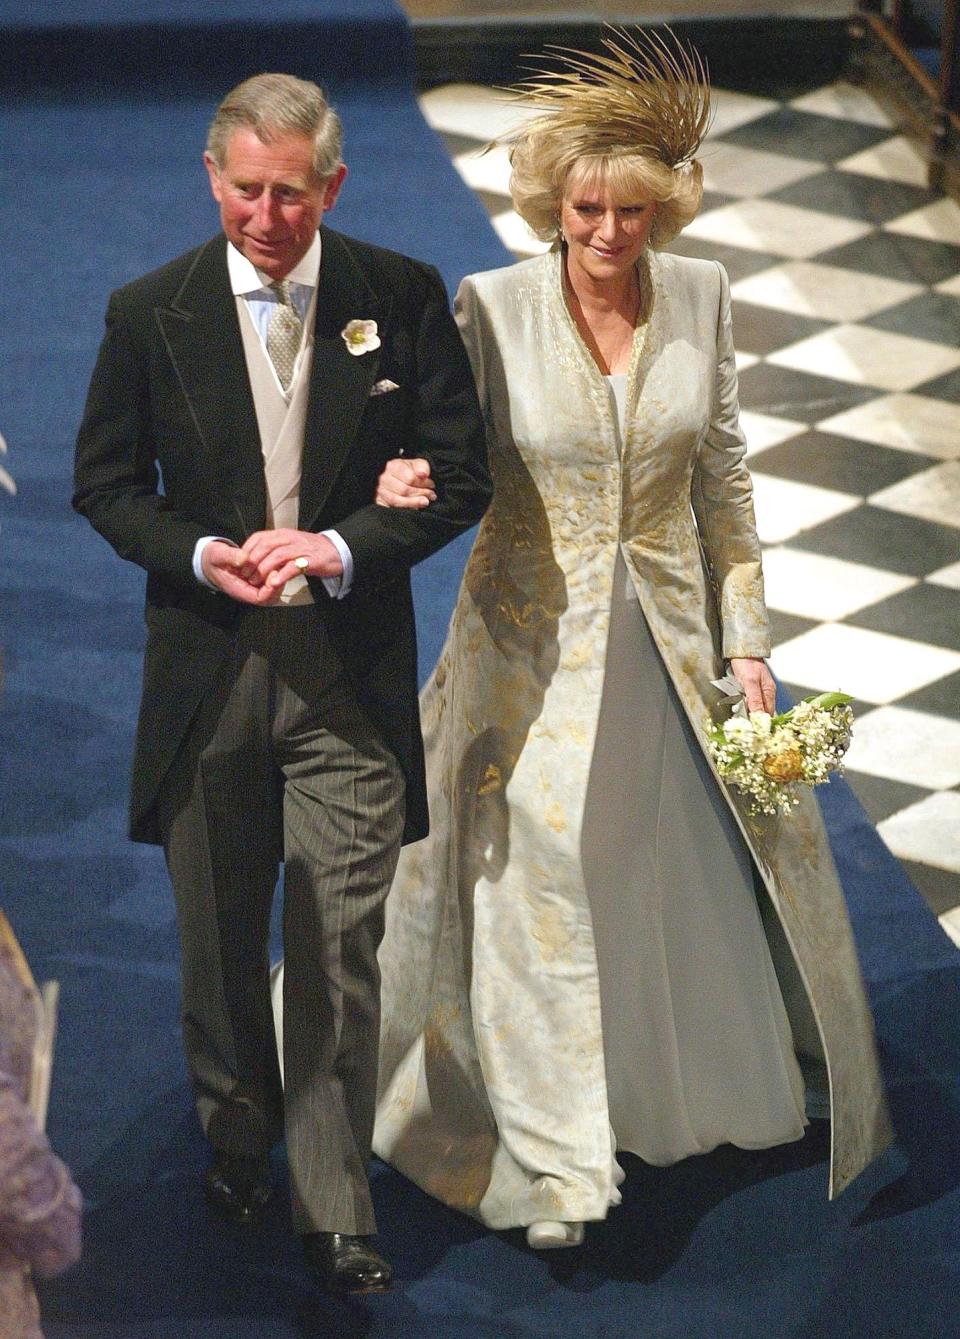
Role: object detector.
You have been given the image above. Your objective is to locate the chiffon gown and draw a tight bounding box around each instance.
[372,362,806,1230]
[584,376,805,1170]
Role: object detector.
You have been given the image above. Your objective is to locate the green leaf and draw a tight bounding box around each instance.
[801,691,854,710]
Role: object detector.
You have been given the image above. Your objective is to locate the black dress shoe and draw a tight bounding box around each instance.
[302,1232,393,1294]
[203,1152,273,1224]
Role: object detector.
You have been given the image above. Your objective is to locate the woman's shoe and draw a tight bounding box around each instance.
[525,1220,585,1249]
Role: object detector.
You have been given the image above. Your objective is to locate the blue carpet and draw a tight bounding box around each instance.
[1,4,959,1337]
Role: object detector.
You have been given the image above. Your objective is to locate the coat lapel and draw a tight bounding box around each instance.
[155,237,266,539]
[299,227,389,530]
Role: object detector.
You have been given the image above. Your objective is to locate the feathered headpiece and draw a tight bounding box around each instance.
[509,26,711,171]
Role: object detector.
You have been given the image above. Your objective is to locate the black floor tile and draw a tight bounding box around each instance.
[846,583,960,650]
[736,363,878,422]
[897,668,960,716]
[812,231,960,286]
[731,301,830,356]
[897,859,960,917]
[911,364,960,403]
[717,109,890,164]
[751,431,937,495]
[791,505,960,576]
[865,291,960,346]
[666,235,782,283]
[475,187,513,216]
[842,769,932,824]
[701,189,739,214]
[440,130,489,157]
[766,170,936,224]
[767,608,819,645]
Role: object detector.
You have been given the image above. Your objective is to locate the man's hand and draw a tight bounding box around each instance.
[375,457,436,509]
[241,529,343,600]
[202,540,270,604]
[729,657,777,715]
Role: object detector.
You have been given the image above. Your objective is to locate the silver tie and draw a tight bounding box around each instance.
[266,280,303,391]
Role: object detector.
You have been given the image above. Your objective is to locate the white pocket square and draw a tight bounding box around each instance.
[370,379,400,397]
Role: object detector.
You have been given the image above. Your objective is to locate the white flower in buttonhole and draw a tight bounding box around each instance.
[341,319,381,356]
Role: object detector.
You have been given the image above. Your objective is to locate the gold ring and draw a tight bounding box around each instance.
[294,556,309,572]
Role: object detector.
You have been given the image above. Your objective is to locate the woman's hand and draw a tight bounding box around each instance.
[728,657,776,715]
[375,457,436,508]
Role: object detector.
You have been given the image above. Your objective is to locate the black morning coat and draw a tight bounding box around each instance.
[73,226,492,846]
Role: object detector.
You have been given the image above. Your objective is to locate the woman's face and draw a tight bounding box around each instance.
[560,174,656,286]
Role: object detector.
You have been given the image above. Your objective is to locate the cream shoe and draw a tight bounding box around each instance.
[525,1220,585,1249]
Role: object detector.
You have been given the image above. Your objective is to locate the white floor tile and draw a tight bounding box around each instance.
[939,905,960,947]
[453,142,512,196]
[927,561,960,589]
[885,197,960,245]
[730,261,921,323]
[869,460,960,530]
[818,394,960,461]
[684,200,870,259]
[837,135,930,187]
[770,624,960,705]
[761,547,916,621]
[739,410,807,456]
[708,87,780,138]
[490,209,551,257]
[768,325,960,393]
[736,350,760,372]
[749,473,859,543]
[878,792,960,874]
[700,142,820,198]
[844,705,960,786]
[789,82,894,127]
[419,83,536,141]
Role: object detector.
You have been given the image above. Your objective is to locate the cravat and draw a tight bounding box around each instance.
[266,280,303,391]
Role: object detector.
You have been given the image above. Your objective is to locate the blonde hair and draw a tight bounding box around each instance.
[503,27,709,247]
[206,72,343,181]
[510,137,703,247]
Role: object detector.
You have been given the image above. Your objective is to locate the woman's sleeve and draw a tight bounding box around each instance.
[453,276,488,417]
[0,1073,82,1278]
[690,262,772,661]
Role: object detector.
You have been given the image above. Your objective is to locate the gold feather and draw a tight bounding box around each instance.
[508,26,711,169]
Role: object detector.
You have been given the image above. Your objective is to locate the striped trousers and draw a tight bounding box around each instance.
[158,604,404,1234]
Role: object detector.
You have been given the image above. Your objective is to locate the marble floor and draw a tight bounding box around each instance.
[420,78,960,943]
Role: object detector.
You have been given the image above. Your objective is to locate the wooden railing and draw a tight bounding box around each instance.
[858,0,960,149]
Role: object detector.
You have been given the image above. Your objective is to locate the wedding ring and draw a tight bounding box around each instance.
[294,556,309,572]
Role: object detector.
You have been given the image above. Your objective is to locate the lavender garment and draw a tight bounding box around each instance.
[0,939,81,1339]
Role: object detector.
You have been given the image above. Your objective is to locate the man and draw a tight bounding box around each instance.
[73,73,490,1294]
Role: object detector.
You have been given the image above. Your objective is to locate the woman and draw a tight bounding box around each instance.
[380,30,892,1249]
[371,30,891,1249]
[0,911,82,1335]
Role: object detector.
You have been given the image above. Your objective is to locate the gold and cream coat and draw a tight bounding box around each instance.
[373,247,891,1225]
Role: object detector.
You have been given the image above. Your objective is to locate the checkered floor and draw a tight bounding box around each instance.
[421,78,960,942]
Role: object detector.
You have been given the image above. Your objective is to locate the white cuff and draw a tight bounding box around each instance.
[193,536,234,588]
[320,529,353,599]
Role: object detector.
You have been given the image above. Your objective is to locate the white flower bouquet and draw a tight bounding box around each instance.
[705,683,854,816]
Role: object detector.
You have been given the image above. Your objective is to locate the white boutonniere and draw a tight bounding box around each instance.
[341,319,381,356]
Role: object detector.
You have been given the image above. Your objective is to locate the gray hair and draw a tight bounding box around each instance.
[206,73,344,180]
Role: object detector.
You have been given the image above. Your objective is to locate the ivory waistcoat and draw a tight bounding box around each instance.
[236,290,318,606]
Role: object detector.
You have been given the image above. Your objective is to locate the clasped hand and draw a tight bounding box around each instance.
[202,529,343,605]
[203,457,437,603]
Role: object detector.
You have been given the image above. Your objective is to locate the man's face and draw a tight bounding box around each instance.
[205,127,346,280]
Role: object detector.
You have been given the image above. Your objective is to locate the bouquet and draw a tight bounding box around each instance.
[705,677,854,816]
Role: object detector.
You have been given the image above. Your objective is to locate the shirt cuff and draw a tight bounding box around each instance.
[321,529,353,599]
[193,536,234,588]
